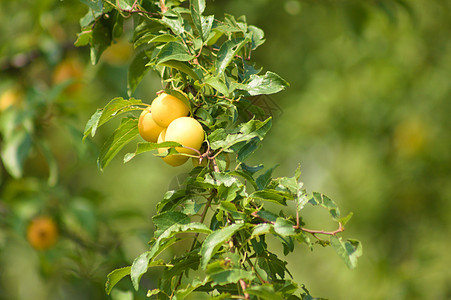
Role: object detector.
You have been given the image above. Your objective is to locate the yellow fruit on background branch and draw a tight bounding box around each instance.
[158,117,205,167]
[138,107,164,142]
[150,92,189,127]
[0,87,22,111]
[26,216,58,251]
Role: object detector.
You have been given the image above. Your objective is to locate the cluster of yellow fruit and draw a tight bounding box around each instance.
[138,92,204,167]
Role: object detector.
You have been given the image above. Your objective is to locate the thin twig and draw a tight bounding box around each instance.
[251,211,345,236]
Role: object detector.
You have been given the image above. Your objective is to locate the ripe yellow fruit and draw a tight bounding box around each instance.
[157,129,189,167]
[150,93,189,127]
[158,117,205,167]
[26,216,58,251]
[138,107,164,142]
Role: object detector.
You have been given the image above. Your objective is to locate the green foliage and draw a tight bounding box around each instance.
[77,1,361,298]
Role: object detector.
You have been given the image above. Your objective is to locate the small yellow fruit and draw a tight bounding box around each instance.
[52,57,84,93]
[26,216,58,251]
[158,117,204,167]
[101,38,133,65]
[157,129,190,167]
[138,107,164,142]
[150,93,189,127]
[0,88,22,111]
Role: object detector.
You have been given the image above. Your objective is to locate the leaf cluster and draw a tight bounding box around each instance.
[77,0,362,299]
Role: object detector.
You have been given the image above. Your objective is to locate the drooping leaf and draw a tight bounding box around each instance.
[330,237,362,269]
[97,118,139,171]
[200,223,244,269]
[105,266,131,295]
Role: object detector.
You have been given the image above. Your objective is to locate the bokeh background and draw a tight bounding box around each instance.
[0,0,450,299]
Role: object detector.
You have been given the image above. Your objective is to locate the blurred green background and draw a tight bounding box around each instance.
[0,0,450,299]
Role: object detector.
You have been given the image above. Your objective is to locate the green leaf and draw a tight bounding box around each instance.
[97,118,139,171]
[215,38,249,75]
[90,14,115,64]
[250,190,289,205]
[128,50,151,96]
[274,218,296,237]
[205,76,230,96]
[110,289,132,300]
[250,223,273,239]
[191,0,205,39]
[105,266,131,295]
[209,118,272,151]
[131,252,151,290]
[35,139,58,186]
[237,71,289,96]
[1,129,32,178]
[84,97,143,139]
[173,277,209,299]
[330,237,362,269]
[157,189,187,213]
[148,34,179,44]
[190,0,206,15]
[257,252,290,281]
[152,211,190,237]
[123,141,182,163]
[161,15,184,36]
[310,192,341,220]
[149,223,212,263]
[200,223,244,269]
[79,0,103,14]
[158,60,202,80]
[156,42,194,64]
[209,269,255,286]
[117,0,133,10]
[246,285,284,300]
[256,165,278,190]
[248,25,265,50]
[75,30,92,46]
[201,15,215,42]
